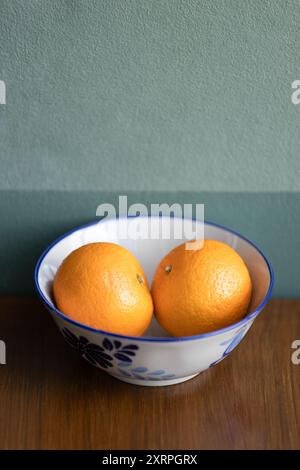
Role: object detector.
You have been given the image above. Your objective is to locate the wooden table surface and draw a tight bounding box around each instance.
[0,297,299,450]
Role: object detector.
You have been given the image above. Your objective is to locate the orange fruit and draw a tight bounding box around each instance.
[53,242,153,336]
[151,240,252,337]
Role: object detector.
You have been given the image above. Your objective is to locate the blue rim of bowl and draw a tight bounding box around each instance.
[34,217,274,343]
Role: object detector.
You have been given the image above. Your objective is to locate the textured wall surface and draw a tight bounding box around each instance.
[0,1,299,296]
[0,0,300,191]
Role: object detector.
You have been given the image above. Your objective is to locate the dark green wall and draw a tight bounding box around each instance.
[1,191,297,296]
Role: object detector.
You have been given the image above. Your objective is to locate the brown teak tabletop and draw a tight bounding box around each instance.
[0,297,299,450]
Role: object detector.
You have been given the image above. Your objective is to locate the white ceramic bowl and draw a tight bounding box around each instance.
[34,217,274,387]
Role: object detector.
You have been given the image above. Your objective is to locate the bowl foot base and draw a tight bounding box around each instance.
[109,373,199,387]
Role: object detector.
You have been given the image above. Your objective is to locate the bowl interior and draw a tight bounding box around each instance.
[36,217,272,338]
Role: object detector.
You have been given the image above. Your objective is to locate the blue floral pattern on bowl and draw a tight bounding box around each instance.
[61,327,176,380]
[209,324,249,368]
[117,363,176,381]
[62,327,138,369]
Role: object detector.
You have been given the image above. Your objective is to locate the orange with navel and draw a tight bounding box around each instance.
[151,240,252,337]
[53,242,153,336]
